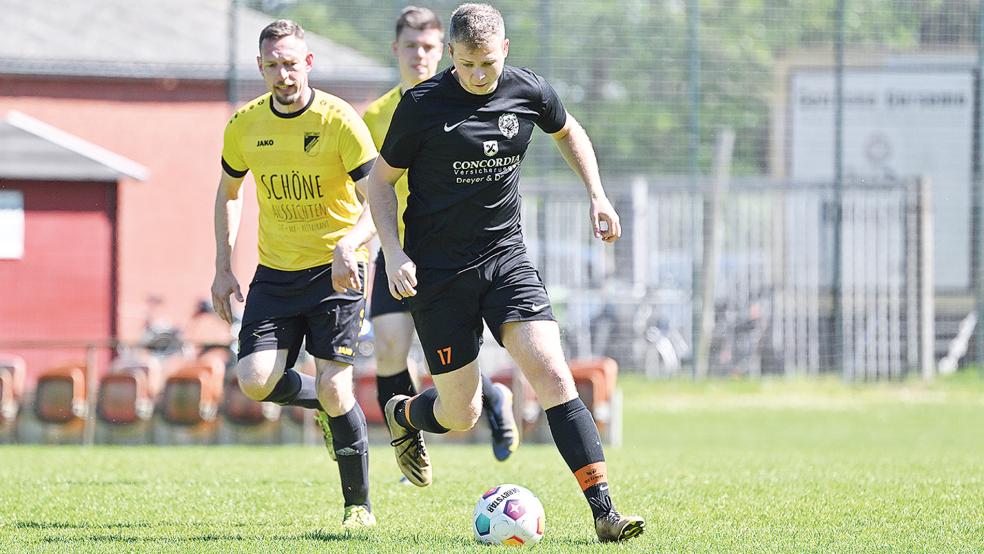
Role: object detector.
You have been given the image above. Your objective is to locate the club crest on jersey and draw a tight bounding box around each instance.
[498,113,519,139]
[483,140,499,157]
[304,132,321,154]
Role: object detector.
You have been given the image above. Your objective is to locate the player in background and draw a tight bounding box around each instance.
[362,6,518,466]
[211,19,377,529]
[367,3,645,542]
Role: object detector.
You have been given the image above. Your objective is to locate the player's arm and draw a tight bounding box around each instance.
[332,173,377,293]
[332,105,381,294]
[367,156,416,299]
[211,170,246,324]
[550,112,621,243]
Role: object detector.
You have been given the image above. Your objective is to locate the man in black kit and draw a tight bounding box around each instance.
[367,3,645,542]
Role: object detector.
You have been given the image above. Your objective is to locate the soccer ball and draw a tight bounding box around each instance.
[472,484,545,546]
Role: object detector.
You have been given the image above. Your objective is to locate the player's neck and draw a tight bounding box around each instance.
[400,77,428,95]
[272,86,312,115]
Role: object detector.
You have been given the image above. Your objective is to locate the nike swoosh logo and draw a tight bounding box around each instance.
[443,118,469,132]
[530,303,549,312]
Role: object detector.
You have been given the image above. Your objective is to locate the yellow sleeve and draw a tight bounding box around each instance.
[220,116,248,177]
[337,104,378,178]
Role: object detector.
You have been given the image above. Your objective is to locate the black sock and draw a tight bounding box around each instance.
[545,398,613,519]
[480,374,500,411]
[480,374,504,430]
[376,369,417,417]
[394,387,449,434]
[328,404,370,509]
[260,368,322,410]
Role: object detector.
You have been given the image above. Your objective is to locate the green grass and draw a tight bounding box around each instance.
[2,373,984,552]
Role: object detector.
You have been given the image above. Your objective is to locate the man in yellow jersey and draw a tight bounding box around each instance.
[211,19,376,529]
[362,6,518,471]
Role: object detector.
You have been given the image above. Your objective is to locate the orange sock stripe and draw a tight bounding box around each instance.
[574,462,608,491]
[403,396,418,431]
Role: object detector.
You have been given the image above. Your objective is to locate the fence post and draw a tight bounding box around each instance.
[917,177,936,380]
[83,343,97,446]
[631,177,649,296]
[694,128,735,379]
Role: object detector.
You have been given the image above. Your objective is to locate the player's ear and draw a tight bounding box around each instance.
[448,42,455,58]
[305,51,314,71]
[256,55,262,73]
[502,38,509,57]
[392,40,399,56]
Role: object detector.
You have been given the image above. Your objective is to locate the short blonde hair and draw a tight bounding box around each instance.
[449,3,504,48]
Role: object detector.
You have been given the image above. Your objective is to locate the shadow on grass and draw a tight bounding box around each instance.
[31,525,594,548]
[39,529,380,544]
[18,521,151,530]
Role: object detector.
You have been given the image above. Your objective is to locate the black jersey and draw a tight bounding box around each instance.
[380,65,567,271]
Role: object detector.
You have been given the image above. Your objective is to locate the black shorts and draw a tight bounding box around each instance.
[369,249,410,319]
[409,246,554,375]
[238,263,366,367]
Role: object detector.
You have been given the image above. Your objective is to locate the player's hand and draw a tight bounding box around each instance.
[385,249,417,299]
[210,269,243,324]
[332,240,362,293]
[590,196,621,243]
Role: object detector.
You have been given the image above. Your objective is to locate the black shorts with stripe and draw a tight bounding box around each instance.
[238,263,366,367]
[369,249,410,319]
[409,245,554,375]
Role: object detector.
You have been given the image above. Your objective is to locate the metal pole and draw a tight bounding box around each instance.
[82,344,97,447]
[918,177,936,380]
[539,0,554,176]
[976,1,984,371]
[833,0,846,379]
[227,0,239,106]
[688,0,702,378]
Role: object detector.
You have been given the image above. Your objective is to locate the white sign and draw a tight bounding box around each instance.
[0,189,24,259]
[790,69,974,289]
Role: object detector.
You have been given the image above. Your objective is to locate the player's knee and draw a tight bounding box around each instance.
[235,360,277,401]
[375,346,408,376]
[316,373,354,413]
[524,364,577,407]
[441,397,482,431]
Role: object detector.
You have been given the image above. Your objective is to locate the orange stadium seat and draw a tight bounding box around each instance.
[34,362,87,424]
[97,371,153,425]
[160,359,225,425]
[110,354,163,399]
[568,357,619,431]
[0,355,26,423]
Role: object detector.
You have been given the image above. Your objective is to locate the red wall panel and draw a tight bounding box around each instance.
[0,181,114,380]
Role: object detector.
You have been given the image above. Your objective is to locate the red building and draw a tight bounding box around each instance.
[0,0,392,382]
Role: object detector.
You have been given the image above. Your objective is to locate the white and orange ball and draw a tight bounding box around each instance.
[472,484,545,546]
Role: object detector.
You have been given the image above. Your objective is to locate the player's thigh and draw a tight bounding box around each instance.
[236,315,306,398]
[304,289,365,367]
[409,272,484,375]
[501,319,576,410]
[372,311,416,376]
[314,357,355,416]
[482,250,556,347]
[238,266,310,371]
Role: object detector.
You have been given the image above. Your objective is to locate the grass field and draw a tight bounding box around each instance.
[2,372,983,553]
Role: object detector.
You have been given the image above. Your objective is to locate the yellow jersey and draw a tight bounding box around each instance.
[362,85,409,244]
[221,89,377,271]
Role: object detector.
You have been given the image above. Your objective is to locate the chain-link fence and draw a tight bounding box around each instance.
[240,0,982,379]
